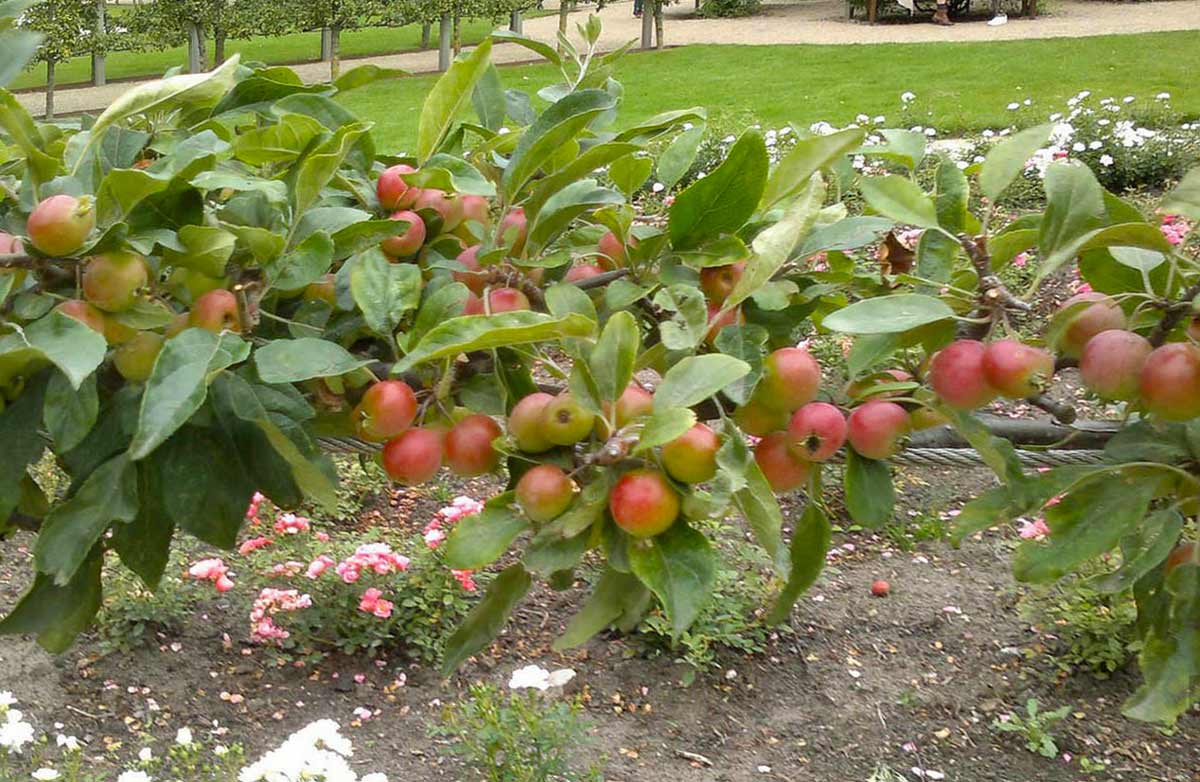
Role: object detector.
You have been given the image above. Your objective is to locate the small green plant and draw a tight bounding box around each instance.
[991,698,1072,758]
[881,511,950,552]
[866,763,909,782]
[433,683,602,782]
[95,555,197,654]
[317,454,391,521]
[698,0,762,17]
[1017,570,1138,678]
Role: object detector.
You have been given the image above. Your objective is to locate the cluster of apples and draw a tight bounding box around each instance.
[9,194,255,385]
[926,291,1200,422]
[508,384,723,539]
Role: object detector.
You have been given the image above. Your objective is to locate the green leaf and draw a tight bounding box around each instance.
[654,284,708,351]
[979,124,1052,201]
[989,227,1039,269]
[1162,167,1200,220]
[24,310,107,390]
[724,174,825,312]
[553,568,649,650]
[443,493,529,570]
[471,64,506,131]
[527,179,624,252]
[822,294,953,335]
[256,417,339,514]
[35,454,138,585]
[490,30,562,67]
[609,154,653,199]
[404,282,471,351]
[726,436,786,574]
[654,354,751,411]
[768,502,831,623]
[859,175,939,228]
[254,339,371,384]
[232,112,325,167]
[269,230,335,293]
[524,141,640,219]
[0,88,58,188]
[162,225,236,279]
[589,311,639,403]
[1093,509,1184,594]
[916,228,960,285]
[1014,471,1155,583]
[158,425,257,549]
[396,312,596,373]
[762,127,863,210]
[657,125,705,190]
[294,122,372,217]
[935,157,970,232]
[796,216,894,259]
[441,563,531,675]
[669,130,769,250]
[1035,162,1107,284]
[333,63,406,93]
[129,329,249,460]
[635,407,697,453]
[950,466,1100,544]
[1122,565,1200,723]
[349,249,423,337]
[862,128,927,172]
[629,524,717,638]
[401,153,497,198]
[502,88,617,200]
[418,40,493,163]
[0,370,48,521]
[44,371,98,452]
[844,450,894,527]
[714,325,768,406]
[0,549,102,654]
[111,459,175,591]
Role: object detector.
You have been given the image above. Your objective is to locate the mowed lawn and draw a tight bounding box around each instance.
[341,31,1200,153]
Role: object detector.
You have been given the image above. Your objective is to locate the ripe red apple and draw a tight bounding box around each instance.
[414,188,464,231]
[498,208,528,256]
[542,392,595,446]
[662,423,720,484]
[189,289,241,333]
[381,210,427,259]
[565,264,605,284]
[846,400,910,460]
[26,194,95,256]
[459,195,491,229]
[113,331,165,382]
[303,274,337,306]
[613,383,654,427]
[699,262,745,304]
[377,164,418,210]
[444,413,502,476]
[1139,342,1200,420]
[787,402,847,462]
[705,302,743,346]
[1079,329,1152,401]
[381,428,443,485]
[982,339,1054,398]
[55,299,106,334]
[870,579,891,597]
[453,245,486,294]
[1053,292,1125,358]
[509,392,556,453]
[758,347,822,413]
[597,230,637,269]
[609,468,681,538]
[466,287,530,315]
[515,464,578,522]
[1165,541,1198,576]
[754,431,812,492]
[928,340,997,410]
[353,380,418,442]
[733,399,791,437]
[82,251,149,312]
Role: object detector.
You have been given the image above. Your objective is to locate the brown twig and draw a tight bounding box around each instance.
[1148,280,1200,347]
[957,234,1032,340]
[1025,393,1077,425]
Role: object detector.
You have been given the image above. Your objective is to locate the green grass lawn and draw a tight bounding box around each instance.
[340,31,1200,153]
[9,19,502,91]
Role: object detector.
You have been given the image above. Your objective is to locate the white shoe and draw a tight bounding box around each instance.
[987,13,1008,25]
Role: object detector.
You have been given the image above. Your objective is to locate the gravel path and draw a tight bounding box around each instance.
[19,0,1200,118]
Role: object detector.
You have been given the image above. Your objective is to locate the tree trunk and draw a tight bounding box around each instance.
[438,13,451,71]
[452,13,461,55]
[91,0,106,86]
[197,24,210,71]
[186,22,203,72]
[45,59,55,120]
[558,2,569,51]
[329,25,341,80]
[640,5,653,48]
[654,1,664,49]
[510,9,522,33]
[421,22,431,48]
[214,27,227,64]
[320,26,333,61]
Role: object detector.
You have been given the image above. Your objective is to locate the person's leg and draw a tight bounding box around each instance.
[634,0,643,15]
[932,2,952,24]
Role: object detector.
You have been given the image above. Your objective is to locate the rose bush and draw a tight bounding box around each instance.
[0,10,1198,725]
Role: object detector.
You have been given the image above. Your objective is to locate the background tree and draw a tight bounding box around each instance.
[21,0,102,118]
[126,0,291,73]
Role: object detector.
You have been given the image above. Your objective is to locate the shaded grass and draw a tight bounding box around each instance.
[340,31,1200,152]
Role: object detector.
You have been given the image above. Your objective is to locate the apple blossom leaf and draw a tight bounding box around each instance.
[24,310,108,390]
[589,311,640,404]
[553,568,650,650]
[395,312,596,374]
[858,175,939,228]
[1092,509,1185,595]
[35,453,138,585]
[253,338,371,384]
[442,563,531,675]
[502,88,617,201]
[0,548,102,654]
[768,501,831,623]
[656,124,706,190]
[1162,167,1200,220]
[1122,565,1200,723]
[979,124,1052,202]
[349,249,423,337]
[822,294,953,335]
[762,127,863,210]
[443,493,529,571]
[44,371,98,453]
[629,523,717,638]
[654,354,750,411]
[669,130,769,250]
[844,450,894,527]
[418,39,494,163]
[634,408,697,454]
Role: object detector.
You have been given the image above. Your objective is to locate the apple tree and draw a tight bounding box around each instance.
[0,10,1197,725]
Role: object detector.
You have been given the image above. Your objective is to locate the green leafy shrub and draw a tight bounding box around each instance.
[95,554,197,653]
[1017,570,1139,678]
[698,0,762,17]
[991,698,1073,758]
